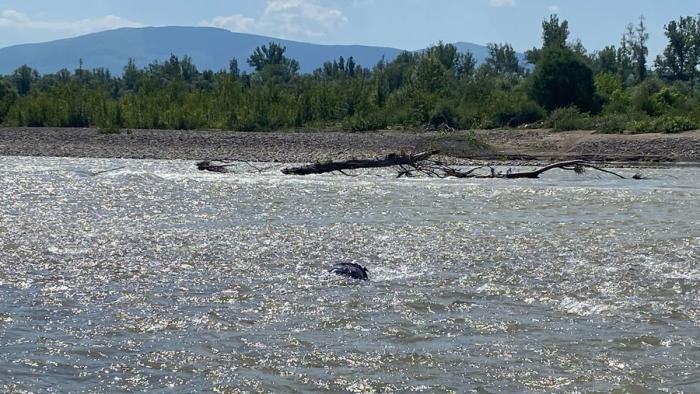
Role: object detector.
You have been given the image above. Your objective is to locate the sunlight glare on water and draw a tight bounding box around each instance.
[0,156,698,392]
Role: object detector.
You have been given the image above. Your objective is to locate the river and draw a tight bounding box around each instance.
[0,156,698,392]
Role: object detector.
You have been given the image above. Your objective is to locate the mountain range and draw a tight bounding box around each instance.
[0,26,521,75]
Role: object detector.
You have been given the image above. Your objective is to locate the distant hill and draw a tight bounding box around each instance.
[0,26,523,75]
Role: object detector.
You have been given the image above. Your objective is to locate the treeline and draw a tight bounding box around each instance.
[1,14,700,133]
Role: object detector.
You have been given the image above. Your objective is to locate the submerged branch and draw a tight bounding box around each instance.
[504,161,628,179]
[89,166,126,176]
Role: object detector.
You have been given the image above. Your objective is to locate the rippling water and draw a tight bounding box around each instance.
[0,156,698,392]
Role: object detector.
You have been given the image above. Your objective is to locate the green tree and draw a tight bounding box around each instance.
[229,58,240,78]
[180,55,198,82]
[346,56,358,77]
[484,43,522,75]
[592,46,619,75]
[631,16,649,82]
[123,58,140,91]
[594,71,624,104]
[617,32,634,84]
[655,15,700,83]
[247,42,300,82]
[530,47,595,111]
[13,65,37,96]
[0,79,16,122]
[620,16,649,83]
[526,14,570,64]
[542,14,570,49]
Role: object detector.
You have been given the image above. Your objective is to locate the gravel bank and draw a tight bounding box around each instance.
[0,127,698,164]
[477,129,700,163]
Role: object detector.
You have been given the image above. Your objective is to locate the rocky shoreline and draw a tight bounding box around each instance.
[0,127,698,165]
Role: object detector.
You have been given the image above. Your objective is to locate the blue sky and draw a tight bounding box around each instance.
[0,0,697,57]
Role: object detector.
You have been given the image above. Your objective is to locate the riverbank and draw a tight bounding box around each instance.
[0,127,698,164]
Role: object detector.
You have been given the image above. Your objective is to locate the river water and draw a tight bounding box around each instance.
[0,156,698,393]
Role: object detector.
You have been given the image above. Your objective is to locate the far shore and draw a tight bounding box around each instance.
[0,127,698,166]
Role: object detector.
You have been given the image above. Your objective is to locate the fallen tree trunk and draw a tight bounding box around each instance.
[281,151,439,175]
[201,151,639,180]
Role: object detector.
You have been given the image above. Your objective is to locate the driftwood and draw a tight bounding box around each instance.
[281,151,439,175]
[197,160,267,173]
[281,152,635,180]
[196,160,234,173]
[403,159,631,179]
[504,161,627,179]
[200,151,639,180]
[70,166,126,177]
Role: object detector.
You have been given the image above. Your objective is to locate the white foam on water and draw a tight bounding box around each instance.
[558,297,612,316]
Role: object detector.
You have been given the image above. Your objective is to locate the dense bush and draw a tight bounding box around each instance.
[429,101,458,127]
[595,114,629,133]
[343,113,388,132]
[630,79,664,116]
[628,115,698,133]
[546,107,593,131]
[481,92,546,128]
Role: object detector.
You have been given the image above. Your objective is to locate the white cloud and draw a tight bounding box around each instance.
[489,0,516,7]
[203,14,257,32]
[0,9,143,35]
[548,5,560,13]
[199,0,347,38]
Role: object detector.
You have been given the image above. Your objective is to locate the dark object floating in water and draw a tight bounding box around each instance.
[329,263,369,281]
[196,160,233,173]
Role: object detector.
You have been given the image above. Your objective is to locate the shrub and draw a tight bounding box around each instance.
[603,89,631,114]
[493,101,545,128]
[455,106,480,129]
[428,101,457,127]
[630,79,664,116]
[546,107,594,131]
[343,113,388,132]
[628,115,698,134]
[594,72,623,101]
[595,114,628,133]
[653,87,685,111]
[482,92,546,128]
